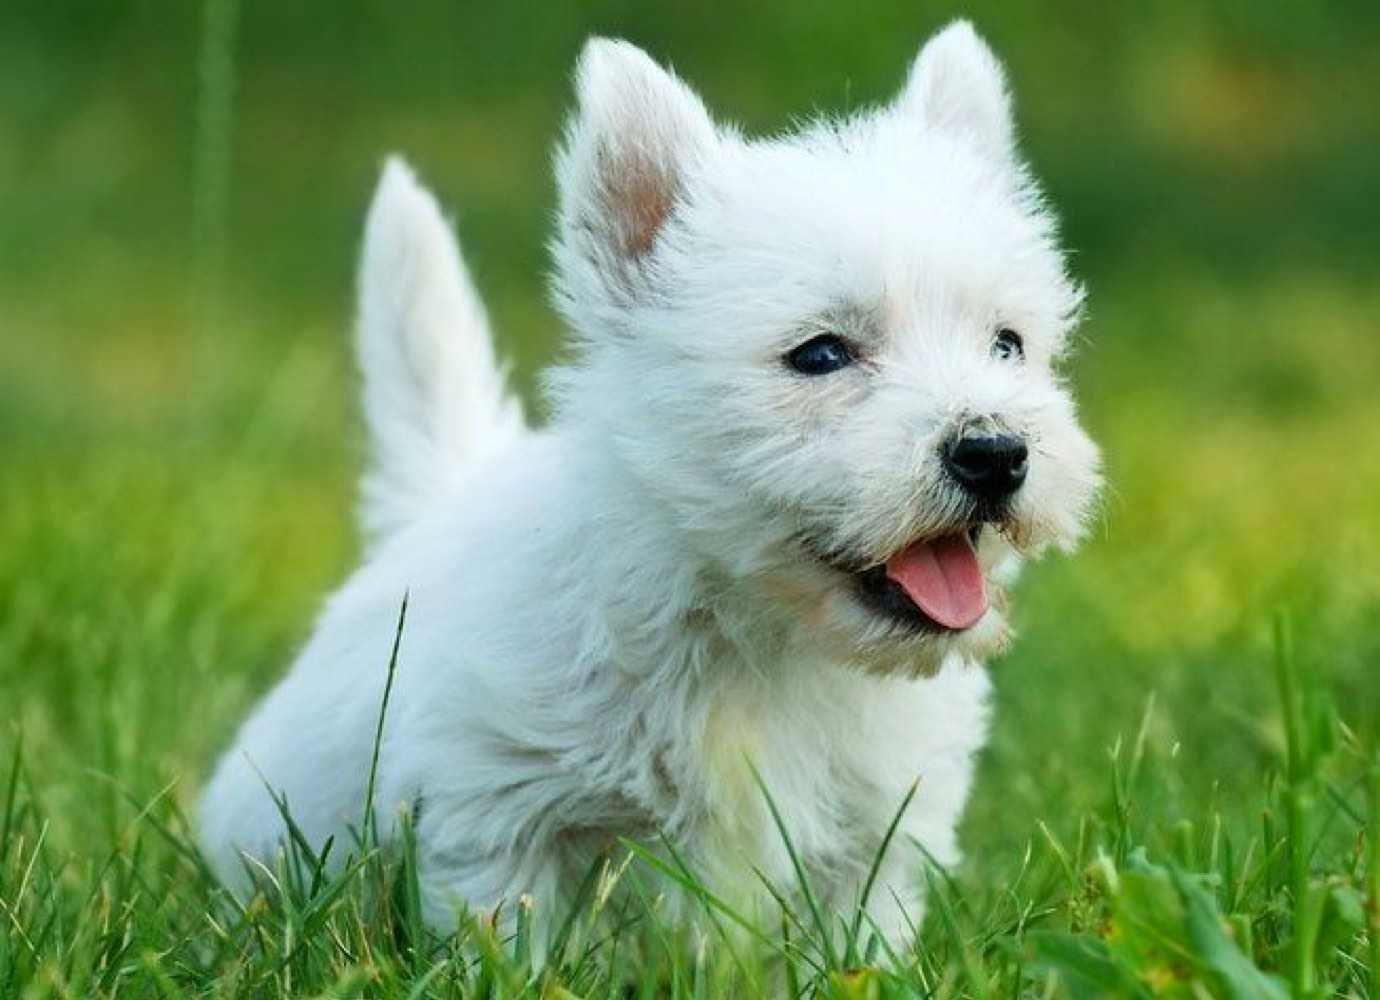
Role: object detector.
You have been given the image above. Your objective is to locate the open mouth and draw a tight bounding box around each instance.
[853,524,988,634]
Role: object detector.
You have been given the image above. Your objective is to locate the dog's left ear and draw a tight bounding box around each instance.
[896,21,1015,159]
[554,38,718,303]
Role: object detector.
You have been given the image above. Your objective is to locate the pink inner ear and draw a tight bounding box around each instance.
[601,146,677,261]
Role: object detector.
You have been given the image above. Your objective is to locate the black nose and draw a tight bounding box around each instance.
[943,432,1029,500]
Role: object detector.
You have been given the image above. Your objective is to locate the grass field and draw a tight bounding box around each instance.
[2,2,1379,996]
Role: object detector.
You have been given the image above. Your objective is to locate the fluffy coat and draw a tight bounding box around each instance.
[199,21,1101,951]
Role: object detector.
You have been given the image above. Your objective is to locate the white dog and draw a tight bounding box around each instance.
[199,21,1101,953]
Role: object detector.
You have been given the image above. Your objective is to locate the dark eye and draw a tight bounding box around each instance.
[992,329,1024,362]
[786,334,853,375]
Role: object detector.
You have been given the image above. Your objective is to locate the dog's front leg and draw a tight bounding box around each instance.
[842,850,930,960]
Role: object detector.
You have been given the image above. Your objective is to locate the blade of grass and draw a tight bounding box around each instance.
[747,759,840,970]
[749,863,819,962]
[397,811,425,976]
[1273,612,1316,997]
[119,789,224,892]
[925,866,990,1000]
[362,592,408,851]
[1,732,22,860]
[1368,752,1379,995]
[654,832,755,982]
[781,909,801,999]
[618,838,806,970]
[402,960,451,1000]
[547,850,605,969]
[847,778,919,963]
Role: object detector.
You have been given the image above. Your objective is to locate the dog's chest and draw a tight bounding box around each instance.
[664,675,901,893]
[556,655,988,916]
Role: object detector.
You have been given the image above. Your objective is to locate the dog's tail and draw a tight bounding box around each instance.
[354,157,527,547]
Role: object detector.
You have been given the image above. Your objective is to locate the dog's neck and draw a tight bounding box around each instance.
[555,427,801,684]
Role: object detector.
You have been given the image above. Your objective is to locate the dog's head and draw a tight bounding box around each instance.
[549,23,1102,674]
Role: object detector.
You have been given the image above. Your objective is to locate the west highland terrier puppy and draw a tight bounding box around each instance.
[200,21,1101,953]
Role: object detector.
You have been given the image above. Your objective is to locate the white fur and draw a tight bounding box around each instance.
[199,21,1101,953]
[355,158,526,547]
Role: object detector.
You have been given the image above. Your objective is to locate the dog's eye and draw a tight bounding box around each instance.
[786,334,853,375]
[992,329,1024,362]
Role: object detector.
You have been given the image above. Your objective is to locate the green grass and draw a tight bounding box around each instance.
[2,1,1379,995]
[0,614,1374,996]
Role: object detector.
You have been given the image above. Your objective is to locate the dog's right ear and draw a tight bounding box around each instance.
[896,21,1016,161]
[553,38,717,308]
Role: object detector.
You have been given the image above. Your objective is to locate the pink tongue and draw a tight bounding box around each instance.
[885,534,988,630]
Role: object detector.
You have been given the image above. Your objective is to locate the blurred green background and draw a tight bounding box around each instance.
[1,1,1378,870]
